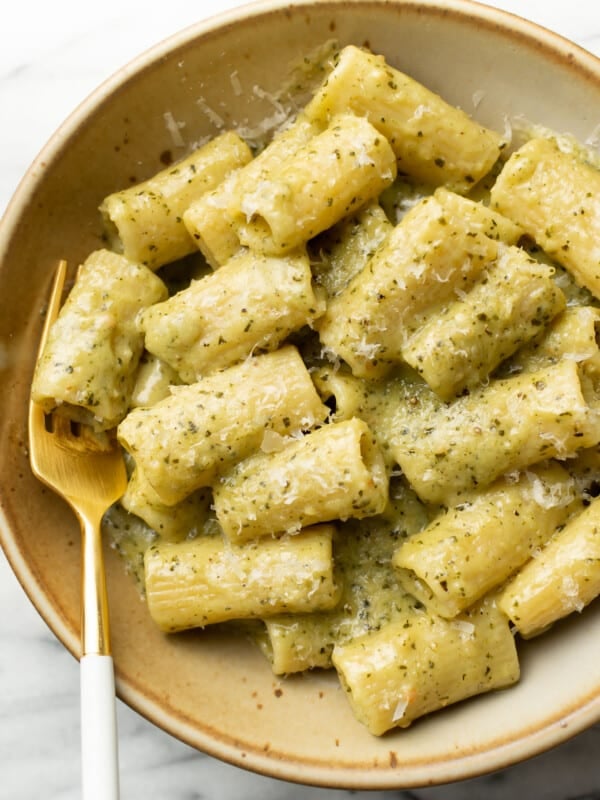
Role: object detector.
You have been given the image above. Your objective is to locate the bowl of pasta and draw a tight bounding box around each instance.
[1,0,600,789]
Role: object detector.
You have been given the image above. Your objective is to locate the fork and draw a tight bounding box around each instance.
[28,259,125,800]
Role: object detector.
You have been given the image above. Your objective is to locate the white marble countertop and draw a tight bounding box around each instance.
[1,2,600,798]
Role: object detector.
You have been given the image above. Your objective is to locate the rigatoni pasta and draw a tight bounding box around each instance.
[393,360,600,505]
[332,596,519,735]
[144,524,341,631]
[431,187,524,244]
[504,305,600,377]
[183,114,322,268]
[120,467,213,542]
[100,130,253,270]
[31,249,167,431]
[499,496,600,637]
[490,136,600,298]
[316,191,500,379]
[234,113,397,254]
[401,243,566,399]
[31,40,600,737]
[310,200,393,297]
[392,462,578,618]
[140,248,324,381]
[212,417,388,542]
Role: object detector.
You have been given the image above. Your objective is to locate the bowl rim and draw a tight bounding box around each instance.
[1,0,600,789]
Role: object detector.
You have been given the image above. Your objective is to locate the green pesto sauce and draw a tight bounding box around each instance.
[102,502,157,592]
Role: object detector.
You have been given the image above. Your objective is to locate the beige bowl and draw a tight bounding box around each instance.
[1,0,599,789]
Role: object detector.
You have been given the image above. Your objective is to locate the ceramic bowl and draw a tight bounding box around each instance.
[1,0,599,789]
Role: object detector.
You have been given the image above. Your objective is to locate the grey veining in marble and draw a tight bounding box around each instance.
[1,2,600,799]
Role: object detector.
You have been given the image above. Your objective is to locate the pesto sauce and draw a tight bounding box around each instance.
[102,503,157,593]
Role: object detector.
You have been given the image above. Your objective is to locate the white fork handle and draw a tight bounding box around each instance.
[81,654,120,800]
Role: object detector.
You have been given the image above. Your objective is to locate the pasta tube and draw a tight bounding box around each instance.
[258,616,336,674]
[311,366,370,422]
[317,193,499,378]
[393,462,578,618]
[213,417,388,542]
[120,467,213,542]
[144,525,341,631]
[305,45,503,193]
[506,305,600,377]
[235,113,397,254]
[402,243,566,399]
[100,130,253,270]
[117,345,329,504]
[332,596,519,734]
[431,187,524,244]
[310,200,393,297]
[393,360,600,505]
[31,250,167,431]
[499,496,600,637]
[140,249,325,381]
[490,136,600,299]
[182,170,242,268]
[183,115,321,267]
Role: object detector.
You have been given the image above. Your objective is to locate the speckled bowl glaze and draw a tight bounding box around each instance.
[1,0,599,789]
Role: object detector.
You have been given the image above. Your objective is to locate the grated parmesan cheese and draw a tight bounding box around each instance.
[392,695,409,722]
[196,97,225,128]
[229,70,243,96]
[451,619,476,639]
[163,111,186,147]
[472,89,486,109]
[260,429,292,453]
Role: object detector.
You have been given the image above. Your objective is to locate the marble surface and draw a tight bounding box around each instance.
[1,1,600,798]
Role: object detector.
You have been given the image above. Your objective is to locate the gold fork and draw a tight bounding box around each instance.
[28,259,125,800]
